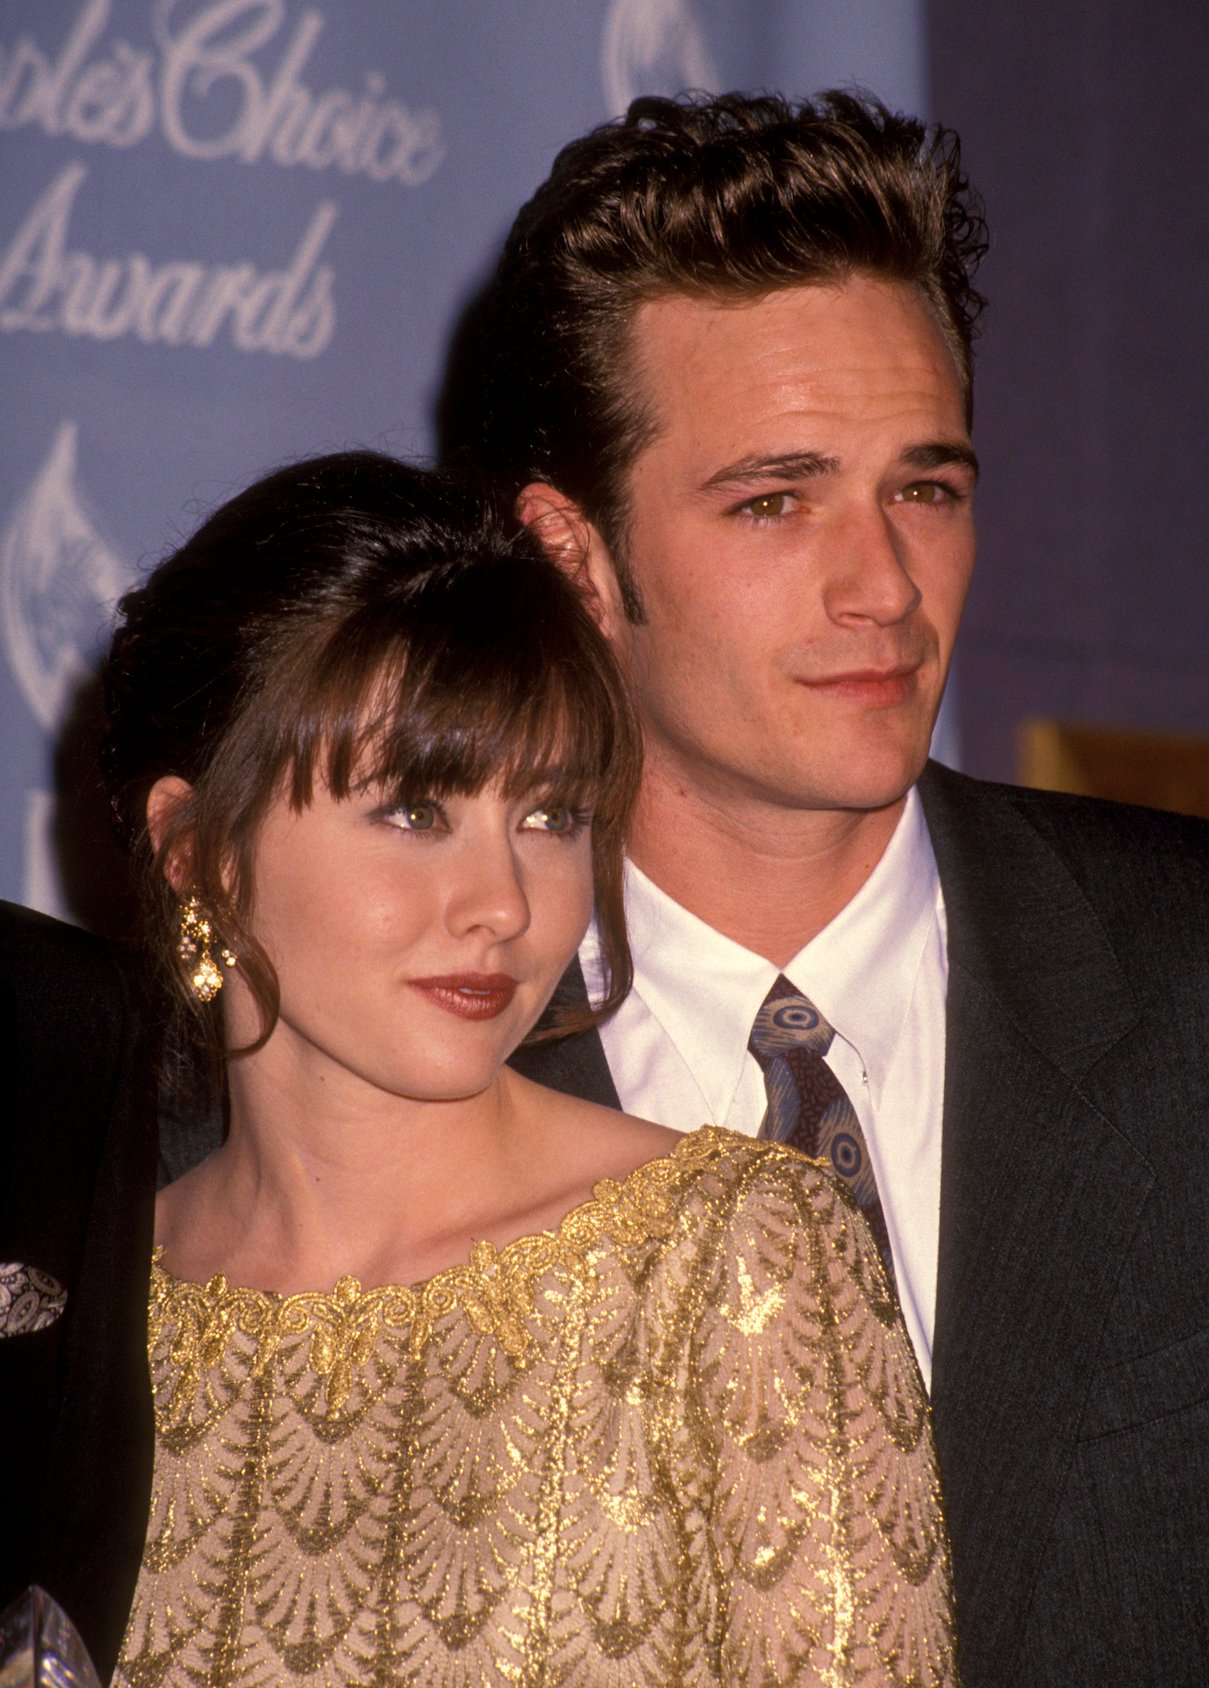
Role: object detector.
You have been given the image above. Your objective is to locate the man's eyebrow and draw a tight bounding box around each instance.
[700,451,839,490]
[903,440,981,480]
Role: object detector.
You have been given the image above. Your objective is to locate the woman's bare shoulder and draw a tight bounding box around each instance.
[509,1070,685,1185]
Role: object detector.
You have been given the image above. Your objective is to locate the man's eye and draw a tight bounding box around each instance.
[385,801,442,831]
[740,492,795,520]
[897,481,952,505]
[520,804,589,836]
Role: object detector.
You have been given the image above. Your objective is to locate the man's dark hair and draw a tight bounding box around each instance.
[467,89,987,616]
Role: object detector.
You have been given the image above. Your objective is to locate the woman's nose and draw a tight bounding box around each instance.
[445,839,531,941]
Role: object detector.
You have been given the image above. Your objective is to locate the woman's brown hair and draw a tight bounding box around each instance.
[103,451,642,1111]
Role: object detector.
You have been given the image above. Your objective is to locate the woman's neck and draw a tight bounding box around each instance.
[155,1057,682,1297]
[156,1061,533,1294]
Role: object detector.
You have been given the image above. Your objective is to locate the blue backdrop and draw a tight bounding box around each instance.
[1,0,929,921]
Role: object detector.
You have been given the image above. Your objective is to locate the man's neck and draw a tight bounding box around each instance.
[627,775,909,969]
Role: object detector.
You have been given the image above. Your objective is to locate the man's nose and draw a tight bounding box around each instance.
[822,505,922,626]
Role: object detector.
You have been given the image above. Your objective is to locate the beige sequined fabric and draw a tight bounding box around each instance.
[115,1127,955,1687]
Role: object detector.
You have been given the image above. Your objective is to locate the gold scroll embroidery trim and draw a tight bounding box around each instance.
[151,1125,726,1418]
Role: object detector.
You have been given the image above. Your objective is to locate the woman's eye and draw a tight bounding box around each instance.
[520,804,588,836]
[385,801,441,831]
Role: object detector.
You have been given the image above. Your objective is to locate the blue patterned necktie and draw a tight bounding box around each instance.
[748,974,894,1277]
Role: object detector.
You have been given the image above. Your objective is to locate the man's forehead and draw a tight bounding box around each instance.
[634,276,958,370]
[626,278,969,462]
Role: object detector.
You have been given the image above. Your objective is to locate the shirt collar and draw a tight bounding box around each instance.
[782,785,942,1093]
[586,786,941,1123]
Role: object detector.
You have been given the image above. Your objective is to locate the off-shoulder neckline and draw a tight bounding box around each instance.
[150,1124,754,1310]
[148,1128,772,1409]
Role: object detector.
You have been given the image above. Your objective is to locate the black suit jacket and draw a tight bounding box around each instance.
[0,901,156,1682]
[513,763,1209,1687]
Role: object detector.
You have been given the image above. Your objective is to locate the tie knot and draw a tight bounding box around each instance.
[748,974,834,1065]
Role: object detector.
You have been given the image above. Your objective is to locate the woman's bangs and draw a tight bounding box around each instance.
[269,553,630,818]
[350,655,614,808]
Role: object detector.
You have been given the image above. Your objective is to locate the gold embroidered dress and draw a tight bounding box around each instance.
[116,1128,955,1686]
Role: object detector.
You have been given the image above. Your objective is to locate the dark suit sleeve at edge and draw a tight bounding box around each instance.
[0,902,158,1680]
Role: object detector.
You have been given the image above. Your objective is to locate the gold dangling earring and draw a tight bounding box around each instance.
[177,892,237,1003]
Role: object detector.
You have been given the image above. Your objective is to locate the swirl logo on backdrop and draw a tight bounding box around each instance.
[0,422,129,735]
[600,0,718,116]
[0,1,450,912]
[0,420,133,915]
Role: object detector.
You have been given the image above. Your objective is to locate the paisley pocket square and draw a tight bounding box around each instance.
[0,1262,67,1337]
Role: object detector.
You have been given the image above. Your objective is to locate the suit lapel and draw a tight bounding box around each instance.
[920,764,1150,1680]
[507,957,620,1107]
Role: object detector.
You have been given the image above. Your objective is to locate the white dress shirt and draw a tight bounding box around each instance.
[580,786,947,1388]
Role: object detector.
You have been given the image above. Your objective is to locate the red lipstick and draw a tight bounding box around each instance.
[409,973,518,1020]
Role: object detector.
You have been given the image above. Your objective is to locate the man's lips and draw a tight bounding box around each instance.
[408,974,519,1020]
[796,664,921,705]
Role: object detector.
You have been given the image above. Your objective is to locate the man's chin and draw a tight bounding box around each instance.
[784,733,932,816]
[733,764,922,819]
[647,722,932,820]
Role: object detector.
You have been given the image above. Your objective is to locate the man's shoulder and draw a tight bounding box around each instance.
[919,761,1209,880]
[919,760,1209,995]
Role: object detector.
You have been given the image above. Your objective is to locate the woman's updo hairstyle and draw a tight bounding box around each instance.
[103,451,641,1104]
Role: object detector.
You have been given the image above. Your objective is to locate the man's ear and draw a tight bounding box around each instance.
[146,774,196,894]
[517,481,627,639]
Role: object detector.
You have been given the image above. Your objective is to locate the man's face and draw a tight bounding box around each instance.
[593,277,976,820]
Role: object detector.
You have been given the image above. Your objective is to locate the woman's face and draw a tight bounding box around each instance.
[226,772,595,1108]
